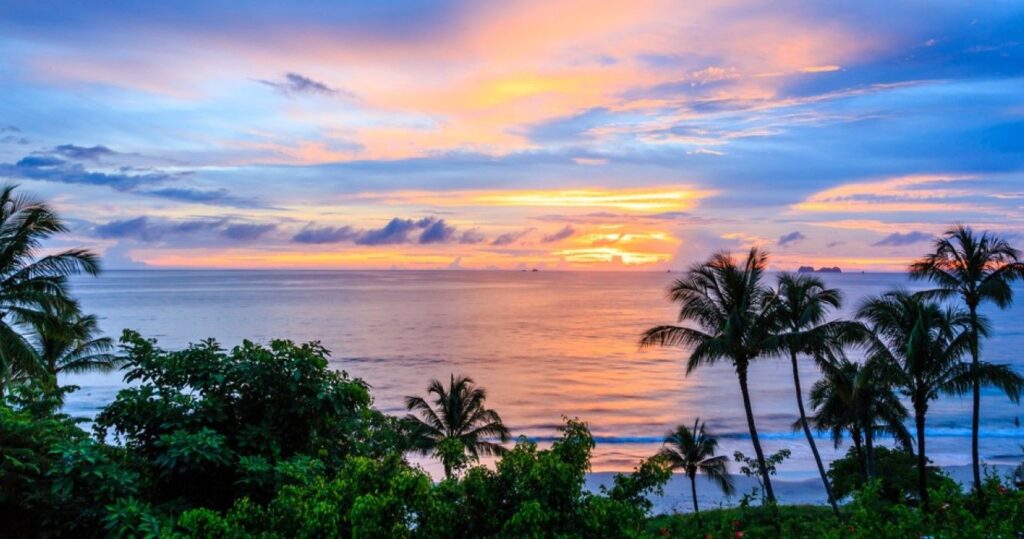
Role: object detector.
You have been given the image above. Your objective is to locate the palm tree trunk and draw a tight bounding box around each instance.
[865,425,875,480]
[915,404,929,508]
[689,472,700,515]
[738,365,775,503]
[851,427,864,474]
[0,345,8,400]
[790,350,838,516]
[968,303,982,496]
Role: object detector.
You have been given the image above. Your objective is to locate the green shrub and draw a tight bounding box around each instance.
[94,331,393,509]
[650,474,1024,538]
[828,445,955,504]
[2,385,140,537]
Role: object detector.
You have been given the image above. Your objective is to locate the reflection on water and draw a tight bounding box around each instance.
[64,270,1024,476]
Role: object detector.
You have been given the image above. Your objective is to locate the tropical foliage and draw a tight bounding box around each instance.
[769,272,844,514]
[659,419,734,515]
[827,446,953,504]
[0,184,101,396]
[3,363,672,538]
[640,247,780,503]
[404,374,511,478]
[649,476,1024,539]
[910,224,1024,493]
[807,356,912,479]
[856,290,1022,505]
[28,299,118,393]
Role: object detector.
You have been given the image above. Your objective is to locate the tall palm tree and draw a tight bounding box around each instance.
[404,374,511,479]
[27,300,117,391]
[857,291,1022,506]
[641,248,779,503]
[659,419,734,515]
[807,356,912,479]
[910,225,1024,493]
[769,273,844,515]
[0,184,100,397]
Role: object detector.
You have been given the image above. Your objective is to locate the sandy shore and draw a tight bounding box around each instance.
[586,464,1017,515]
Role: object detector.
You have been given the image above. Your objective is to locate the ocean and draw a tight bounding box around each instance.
[63,270,1024,485]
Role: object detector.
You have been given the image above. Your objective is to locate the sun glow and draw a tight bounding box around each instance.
[554,247,668,265]
[472,188,713,212]
[343,187,713,212]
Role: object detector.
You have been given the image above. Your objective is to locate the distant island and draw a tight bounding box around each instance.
[797,266,842,273]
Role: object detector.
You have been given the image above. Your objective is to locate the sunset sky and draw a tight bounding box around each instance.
[1,1,1022,270]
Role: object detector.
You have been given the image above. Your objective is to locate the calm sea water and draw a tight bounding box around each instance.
[63,270,1024,479]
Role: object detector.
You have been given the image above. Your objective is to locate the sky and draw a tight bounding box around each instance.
[1,1,1023,271]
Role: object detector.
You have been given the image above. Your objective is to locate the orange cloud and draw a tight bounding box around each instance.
[344,187,714,212]
[22,0,883,161]
[791,174,983,213]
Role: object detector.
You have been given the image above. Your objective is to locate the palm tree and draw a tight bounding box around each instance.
[910,225,1024,494]
[641,248,779,503]
[807,356,912,479]
[27,300,117,391]
[857,291,1022,506]
[404,374,511,479]
[659,419,734,515]
[0,184,100,397]
[769,273,844,515]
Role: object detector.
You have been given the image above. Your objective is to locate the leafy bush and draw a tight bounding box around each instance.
[93,331,393,509]
[179,454,432,538]
[1,385,138,537]
[828,445,955,504]
[178,418,672,538]
[649,473,1024,538]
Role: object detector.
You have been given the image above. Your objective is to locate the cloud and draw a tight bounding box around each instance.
[792,175,982,214]
[0,152,259,207]
[258,73,347,97]
[94,217,154,241]
[142,187,256,207]
[101,242,148,269]
[0,127,28,145]
[16,156,64,167]
[491,228,534,246]
[1,155,166,190]
[95,216,278,244]
[51,144,117,161]
[94,216,224,242]
[778,231,806,246]
[523,108,615,143]
[418,218,457,244]
[872,231,933,246]
[292,225,359,244]
[222,223,276,240]
[541,225,576,243]
[356,217,422,245]
[458,228,486,244]
[291,217,463,246]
